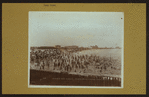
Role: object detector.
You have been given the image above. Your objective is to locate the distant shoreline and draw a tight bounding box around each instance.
[30,46,121,49]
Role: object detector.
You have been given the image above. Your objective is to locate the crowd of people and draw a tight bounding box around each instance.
[30,48,118,73]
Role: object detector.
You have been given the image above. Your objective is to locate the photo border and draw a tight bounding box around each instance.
[2,3,146,94]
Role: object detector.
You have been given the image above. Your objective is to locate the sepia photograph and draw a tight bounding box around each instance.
[28,11,124,88]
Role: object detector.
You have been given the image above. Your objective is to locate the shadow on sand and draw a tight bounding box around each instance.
[30,69,121,87]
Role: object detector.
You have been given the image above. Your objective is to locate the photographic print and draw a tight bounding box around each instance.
[28,12,124,88]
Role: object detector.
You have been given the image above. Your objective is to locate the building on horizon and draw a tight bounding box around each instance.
[115,46,121,49]
[64,45,78,49]
[55,45,61,48]
[91,45,98,49]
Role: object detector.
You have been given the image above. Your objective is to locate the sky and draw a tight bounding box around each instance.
[29,11,124,48]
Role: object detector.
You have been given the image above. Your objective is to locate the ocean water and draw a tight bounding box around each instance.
[73,49,122,59]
